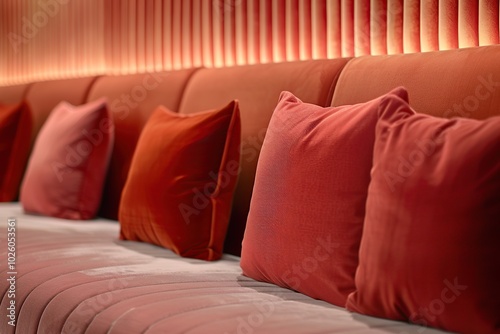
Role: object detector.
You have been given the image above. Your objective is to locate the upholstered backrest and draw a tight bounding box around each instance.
[25,77,99,143]
[0,84,30,104]
[87,69,199,219]
[332,45,500,120]
[0,77,97,203]
[179,59,351,256]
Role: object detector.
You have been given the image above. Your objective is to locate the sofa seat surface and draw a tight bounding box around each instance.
[0,203,447,334]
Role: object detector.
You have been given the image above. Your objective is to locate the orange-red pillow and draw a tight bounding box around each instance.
[240,88,409,306]
[119,101,241,261]
[20,98,113,219]
[346,103,500,333]
[0,102,32,201]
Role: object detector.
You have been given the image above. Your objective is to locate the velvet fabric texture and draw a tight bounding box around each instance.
[178,59,350,257]
[0,102,32,201]
[20,98,113,219]
[119,101,241,261]
[88,70,197,221]
[240,88,409,306]
[346,104,500,333]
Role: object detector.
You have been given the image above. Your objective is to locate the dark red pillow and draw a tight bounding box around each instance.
[119,101,241,261]
[0,102,32,201]
[240,88,410,306]
[346,104,500,333]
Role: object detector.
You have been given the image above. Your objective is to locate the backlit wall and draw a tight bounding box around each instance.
[0,0,499,85]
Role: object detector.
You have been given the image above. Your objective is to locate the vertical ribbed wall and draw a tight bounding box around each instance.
[0,0,499,85]
[0,0,105,84]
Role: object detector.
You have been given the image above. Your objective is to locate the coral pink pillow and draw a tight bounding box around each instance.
[20,98,113,219]
[0,102,32,201]
[119,101,241,261]
[346,105,500,333]
[240,88,410,306]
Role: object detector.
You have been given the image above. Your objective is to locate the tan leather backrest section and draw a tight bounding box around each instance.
[179,59,351,256]
[332,45,500,120]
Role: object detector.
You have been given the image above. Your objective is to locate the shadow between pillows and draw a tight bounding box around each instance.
[20,98,113,220]
[119,101,241,261]
[0,101,32,202]
[240,87,410,307]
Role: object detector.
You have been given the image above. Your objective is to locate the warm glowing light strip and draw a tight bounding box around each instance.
[0,0,499,86]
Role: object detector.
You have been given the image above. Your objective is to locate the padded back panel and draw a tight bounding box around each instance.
[332,45,500,120]
[0,84,30,104]
[179,59,351,256]
[1,77,98,203]
[25,77,99,144]
[87,69,199,219]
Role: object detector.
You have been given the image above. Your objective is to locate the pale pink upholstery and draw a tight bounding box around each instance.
[0,203,446,334]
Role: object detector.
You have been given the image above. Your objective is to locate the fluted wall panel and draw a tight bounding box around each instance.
[1,0,499,85]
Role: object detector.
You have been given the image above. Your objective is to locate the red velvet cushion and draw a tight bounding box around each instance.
[20,98,113,219]
[240,88,409,306]
[0,102,32,201]
[119,101,241,261]
[346,103,500,333]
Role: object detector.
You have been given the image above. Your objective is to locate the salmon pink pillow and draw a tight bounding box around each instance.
[240,88,410,306]
[0,102,32,201]
[20,98,113,219]
[119,101,241,261]
[346,105,500,333]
